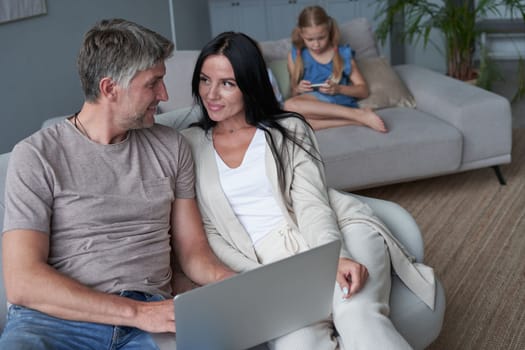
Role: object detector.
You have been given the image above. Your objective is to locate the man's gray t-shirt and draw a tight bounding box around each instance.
[3,119,195,298]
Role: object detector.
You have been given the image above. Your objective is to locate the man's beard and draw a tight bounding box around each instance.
[125,111,154,130]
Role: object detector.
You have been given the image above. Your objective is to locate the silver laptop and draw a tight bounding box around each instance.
[174,240,341,350]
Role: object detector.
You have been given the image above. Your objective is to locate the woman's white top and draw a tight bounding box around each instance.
[214,128,285,245]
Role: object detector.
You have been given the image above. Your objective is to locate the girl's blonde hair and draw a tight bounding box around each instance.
[290,6,343,85]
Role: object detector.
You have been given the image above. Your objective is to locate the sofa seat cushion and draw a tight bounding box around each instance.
[316,108,463,190]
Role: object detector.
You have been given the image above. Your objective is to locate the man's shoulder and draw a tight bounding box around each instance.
[13,119,71,155]
[134,124,194,161]
[180,125,204,137]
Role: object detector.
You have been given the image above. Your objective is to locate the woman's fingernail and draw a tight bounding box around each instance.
[343,287,349,295]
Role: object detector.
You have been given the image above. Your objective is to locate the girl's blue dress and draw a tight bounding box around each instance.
[291,44,358,108]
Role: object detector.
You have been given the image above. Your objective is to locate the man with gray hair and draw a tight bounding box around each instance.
[0,18,235,349]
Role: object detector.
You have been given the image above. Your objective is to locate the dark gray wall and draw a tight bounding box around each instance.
[0,0,174,153]
[173,0,211,50]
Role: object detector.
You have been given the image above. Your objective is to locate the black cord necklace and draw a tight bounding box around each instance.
[73,112,92,140]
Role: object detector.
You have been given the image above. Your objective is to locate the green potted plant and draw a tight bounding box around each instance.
[374,0,525,82]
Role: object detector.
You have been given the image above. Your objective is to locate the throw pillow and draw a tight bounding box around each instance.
[356,57,416,110]
[339,18,379,60]
[267,59,291,100]
[259,38,291,62]
[267,67,284,104]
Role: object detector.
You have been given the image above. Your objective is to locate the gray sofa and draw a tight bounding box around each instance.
[1,147,444,349]
[160,18,512,191]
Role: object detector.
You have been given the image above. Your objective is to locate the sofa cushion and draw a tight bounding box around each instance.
[260,38,292,62]
[155,106,202,130]
[267,59,290,100]
[338,17,380,59]
[316,108,463,190]
[357,57,416,110]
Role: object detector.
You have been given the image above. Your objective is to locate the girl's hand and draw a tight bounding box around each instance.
[296,80,313,94]
[319,80,339,95]
[336,257,368,299]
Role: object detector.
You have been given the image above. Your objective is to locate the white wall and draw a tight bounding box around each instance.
[404,29,447,73]
[398,0,447,73]
[0,0,212,154]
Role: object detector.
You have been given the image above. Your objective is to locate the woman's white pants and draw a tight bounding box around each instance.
[254,222,412,350]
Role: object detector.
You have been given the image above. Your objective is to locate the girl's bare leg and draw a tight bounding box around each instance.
[284,95,387,132]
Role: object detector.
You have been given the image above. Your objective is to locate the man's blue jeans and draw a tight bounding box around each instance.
[0,291,165,350]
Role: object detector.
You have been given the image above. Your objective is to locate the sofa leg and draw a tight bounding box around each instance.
[492,166,506,185]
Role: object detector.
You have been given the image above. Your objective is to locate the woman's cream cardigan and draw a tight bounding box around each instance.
[181,117,435,309]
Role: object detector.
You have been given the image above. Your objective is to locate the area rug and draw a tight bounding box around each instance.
[356,128,525,349]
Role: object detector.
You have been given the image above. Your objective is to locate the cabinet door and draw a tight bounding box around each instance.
[266,0,319,40]
[237,0,268,41]
[322,0,358,25]
[322,0,379,25]
[209,0,238,37]
[321,0,390,58]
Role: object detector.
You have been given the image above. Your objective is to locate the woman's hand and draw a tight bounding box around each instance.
[337,257,368,299]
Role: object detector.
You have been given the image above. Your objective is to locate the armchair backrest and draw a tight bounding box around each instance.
[0,153,9,239]
[0,152,11,331]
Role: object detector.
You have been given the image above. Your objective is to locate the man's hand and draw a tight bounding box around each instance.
[135,299,176,333]
[336,257,368,299]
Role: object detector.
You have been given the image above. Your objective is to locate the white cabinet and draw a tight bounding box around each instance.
[209,0,268,41]
[321,0,377,27]
[265,0,320,40]
[208,0,386,46]
[321,0,389,57]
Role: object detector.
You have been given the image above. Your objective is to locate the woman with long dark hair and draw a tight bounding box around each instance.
[181,31,433,349]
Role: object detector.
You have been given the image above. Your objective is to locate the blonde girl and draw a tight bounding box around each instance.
[284,6,387,132]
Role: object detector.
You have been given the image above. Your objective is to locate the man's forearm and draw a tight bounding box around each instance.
[3,229,174,332]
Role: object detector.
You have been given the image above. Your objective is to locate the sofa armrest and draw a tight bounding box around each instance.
[394,64,512,167]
